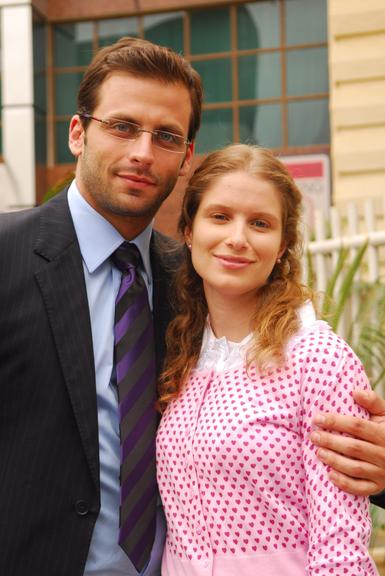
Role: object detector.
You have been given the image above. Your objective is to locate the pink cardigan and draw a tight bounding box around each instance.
[156,322,378,576]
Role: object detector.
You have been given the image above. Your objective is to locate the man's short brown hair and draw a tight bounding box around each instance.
[77,36,203,142]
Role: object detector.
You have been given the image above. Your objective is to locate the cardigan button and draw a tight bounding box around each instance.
[75,500,89,516]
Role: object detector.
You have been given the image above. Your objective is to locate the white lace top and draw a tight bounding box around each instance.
[196,301,317,371]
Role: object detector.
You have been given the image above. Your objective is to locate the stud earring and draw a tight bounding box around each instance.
[276,257,281,264]
[187,243,192,250]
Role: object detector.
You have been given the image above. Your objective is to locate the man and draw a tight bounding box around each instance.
[0,36,384,576]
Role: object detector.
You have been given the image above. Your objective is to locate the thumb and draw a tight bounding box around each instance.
[353,389,385,417]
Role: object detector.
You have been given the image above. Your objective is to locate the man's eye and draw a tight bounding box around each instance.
[110,122,136,136]
[157,131,178,144]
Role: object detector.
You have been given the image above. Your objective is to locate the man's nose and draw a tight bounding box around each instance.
[126,131,155,165]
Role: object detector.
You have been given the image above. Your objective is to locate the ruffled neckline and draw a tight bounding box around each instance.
[196,301,318,371]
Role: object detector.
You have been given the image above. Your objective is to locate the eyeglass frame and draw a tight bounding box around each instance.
[78,112,192,154]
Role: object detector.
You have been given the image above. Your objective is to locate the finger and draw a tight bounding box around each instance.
[315,444,384,481]
[352,389,385,418]
[327,468,380,497]
[312,412,385,445]
[310,430,385,467]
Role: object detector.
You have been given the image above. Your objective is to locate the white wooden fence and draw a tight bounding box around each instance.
[302,197,385,392]
[303,198,385,293]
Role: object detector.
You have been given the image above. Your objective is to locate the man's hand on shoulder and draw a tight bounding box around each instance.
[310,389,385,496]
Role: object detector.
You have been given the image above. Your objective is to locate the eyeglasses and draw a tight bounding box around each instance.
[78,113,191,154]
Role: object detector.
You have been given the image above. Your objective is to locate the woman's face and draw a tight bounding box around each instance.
[186,170,286,306]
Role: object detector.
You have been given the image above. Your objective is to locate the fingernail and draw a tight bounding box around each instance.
[317,449,326,459]
[313,414,326,425]
[311,432,321,443]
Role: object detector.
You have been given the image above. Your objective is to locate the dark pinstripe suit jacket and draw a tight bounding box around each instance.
[0,190,177,576]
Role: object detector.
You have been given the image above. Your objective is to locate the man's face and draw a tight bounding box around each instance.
[69,72,194,238]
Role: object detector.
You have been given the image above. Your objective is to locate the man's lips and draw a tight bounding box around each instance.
[214,254,255,268]
[116,172,156,186]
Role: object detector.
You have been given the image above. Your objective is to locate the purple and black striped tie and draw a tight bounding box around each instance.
[112,242,157,572]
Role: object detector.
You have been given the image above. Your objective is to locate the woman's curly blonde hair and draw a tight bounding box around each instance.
[158,144,312,410]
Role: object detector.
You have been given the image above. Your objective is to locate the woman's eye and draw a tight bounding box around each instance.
[211,213,227,221]
[252,219,269,228]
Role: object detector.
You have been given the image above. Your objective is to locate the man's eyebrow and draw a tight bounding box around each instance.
[106,114,137,122]
[106,114,185,136]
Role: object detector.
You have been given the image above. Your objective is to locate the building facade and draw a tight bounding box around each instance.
[0,0,384,235]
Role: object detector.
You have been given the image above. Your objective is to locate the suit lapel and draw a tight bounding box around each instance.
[34,192,99,490]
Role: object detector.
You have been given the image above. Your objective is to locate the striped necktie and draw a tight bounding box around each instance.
[111,242,157,572]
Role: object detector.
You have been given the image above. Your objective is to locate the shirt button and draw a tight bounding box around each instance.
[203,560,209,568]
[196,528,202,535]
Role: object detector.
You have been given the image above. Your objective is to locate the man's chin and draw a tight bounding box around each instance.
[108,198,159,220]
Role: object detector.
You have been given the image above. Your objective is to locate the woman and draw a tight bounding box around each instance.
[156,144,378,575]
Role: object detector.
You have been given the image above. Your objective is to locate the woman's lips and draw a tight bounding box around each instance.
[214,254,254,269]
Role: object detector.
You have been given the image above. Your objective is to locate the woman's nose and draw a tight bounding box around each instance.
[224,223,248,249]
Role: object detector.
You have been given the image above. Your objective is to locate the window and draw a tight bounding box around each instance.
[50,0,329,163]
[191,0,329,153]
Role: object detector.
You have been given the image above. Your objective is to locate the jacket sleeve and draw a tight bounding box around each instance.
[370,491,385,509]
[298,328,378,575]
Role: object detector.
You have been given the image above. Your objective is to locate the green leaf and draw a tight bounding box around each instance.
[329,241,368,332]
[322,247,348,319]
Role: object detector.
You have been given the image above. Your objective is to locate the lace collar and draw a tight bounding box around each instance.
[196,301,317,371]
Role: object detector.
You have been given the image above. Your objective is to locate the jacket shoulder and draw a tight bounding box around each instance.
[151,229,182,272]
[0,205,42,247]
[0,190,69,237]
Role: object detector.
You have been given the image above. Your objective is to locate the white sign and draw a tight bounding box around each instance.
[280,154,331,226]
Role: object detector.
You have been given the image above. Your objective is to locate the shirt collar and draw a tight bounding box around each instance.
[298,300,317,328]
[202,318,253,349]
[67,180,153,279]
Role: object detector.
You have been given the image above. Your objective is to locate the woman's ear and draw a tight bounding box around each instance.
[278,242,286,260]
[184,228,192,249]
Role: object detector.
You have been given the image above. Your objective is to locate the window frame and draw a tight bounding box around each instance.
[48,0,330,164]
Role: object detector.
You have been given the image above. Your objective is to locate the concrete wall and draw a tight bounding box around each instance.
[0,0,35,211]
[328,0,385,206]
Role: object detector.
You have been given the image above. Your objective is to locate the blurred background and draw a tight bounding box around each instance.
[0,0,383,227]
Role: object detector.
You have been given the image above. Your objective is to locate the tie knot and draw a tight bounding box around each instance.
[111,242,142,274]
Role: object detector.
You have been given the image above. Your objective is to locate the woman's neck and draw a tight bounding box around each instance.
[205,290,256,343]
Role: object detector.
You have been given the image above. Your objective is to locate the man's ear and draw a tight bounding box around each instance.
[68,115,85,158]
[179,141,194,177]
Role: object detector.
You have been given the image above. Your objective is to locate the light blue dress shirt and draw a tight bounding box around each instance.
[68,182,165,576]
